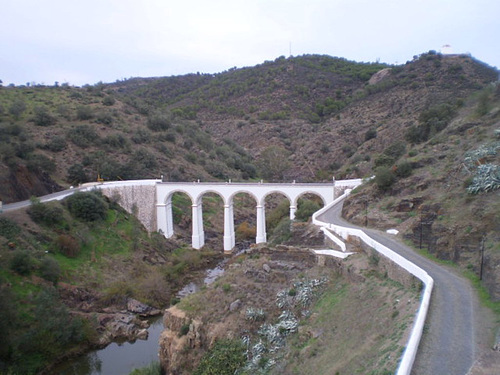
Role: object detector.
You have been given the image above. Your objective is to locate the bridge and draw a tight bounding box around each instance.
[155,180,361,251]
[2,178,362,251]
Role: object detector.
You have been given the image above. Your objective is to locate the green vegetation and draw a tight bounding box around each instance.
[129,361,162,375]
[193,339,246,375]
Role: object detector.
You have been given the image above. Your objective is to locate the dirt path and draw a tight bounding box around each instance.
[318,200,499,375]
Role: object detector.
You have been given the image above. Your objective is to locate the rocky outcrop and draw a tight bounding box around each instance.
[158,306,205,375]
[97,312,150,346]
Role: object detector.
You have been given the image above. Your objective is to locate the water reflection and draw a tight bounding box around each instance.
[54,317,163,375]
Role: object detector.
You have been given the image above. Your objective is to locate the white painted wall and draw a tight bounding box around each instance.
[312,191,434,375]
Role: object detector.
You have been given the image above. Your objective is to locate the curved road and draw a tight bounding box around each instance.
[318,200,479,375]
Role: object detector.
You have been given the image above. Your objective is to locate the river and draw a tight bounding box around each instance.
[54,255,230,375]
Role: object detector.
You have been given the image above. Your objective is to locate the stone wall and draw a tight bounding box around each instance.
[100,185,157,232]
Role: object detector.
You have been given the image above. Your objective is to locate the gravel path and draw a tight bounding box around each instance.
[318,200,486,375]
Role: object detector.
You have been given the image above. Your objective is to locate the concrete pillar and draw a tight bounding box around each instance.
[191,203,205,249]
[289,205,297,220]
[165,199,174,237]
[156,203,168,237]
[256,204,267,244]
[223,203,235,252]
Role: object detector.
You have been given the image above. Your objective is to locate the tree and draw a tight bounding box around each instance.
[257,146,291,181]
[65,191,108,221]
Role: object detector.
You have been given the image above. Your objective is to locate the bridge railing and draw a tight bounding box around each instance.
[312,190,434,375]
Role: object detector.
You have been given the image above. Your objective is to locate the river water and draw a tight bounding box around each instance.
[54,257,229,375]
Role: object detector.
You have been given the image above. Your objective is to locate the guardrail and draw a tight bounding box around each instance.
[312,190,434,375]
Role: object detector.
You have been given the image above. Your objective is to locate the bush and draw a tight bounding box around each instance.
[44,136,67,152]
[235,221,256,241]
[270,217,292,245]
[102,95,115,106]
[374,167,396,191]
[364,128,377,141]
[147,111,171,131]
[193,339,246,375]
[33,106,57,126]
[129,362,162,375]
[67,124,99,148]
[67,163,89,185]
[40,257,61,284]
[406,103,456,143]
[65,191,108,221]
[76,105,94,120]
[28,200,64,225]
[96,111,113,125]
[9,99,26,118]
[55,234,81,258]
[395,160,413,178]
[0,217,21,240]
[9,250,33,276]
[26,154,56,174]
[295,199,321,222]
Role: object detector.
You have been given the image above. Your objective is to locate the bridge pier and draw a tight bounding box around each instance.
[289,205,297,220]
[223,204,235,252]
[191,202,205,249]
[256,204,267,244]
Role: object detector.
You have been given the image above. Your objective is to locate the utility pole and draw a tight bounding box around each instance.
[479,235,485,281]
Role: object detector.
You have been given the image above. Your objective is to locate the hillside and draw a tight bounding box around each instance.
[0,52,499,294]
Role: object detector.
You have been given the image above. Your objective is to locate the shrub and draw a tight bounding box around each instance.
[67,124,99,148]
[67,163,89,185]
[374,167,396,191]
[0,217,21,240]
[364,128,377,141]
[65,191,108,221]
[295,199,321,222]
[28,200,64,225]
[9,99,26,118]
[96,111,113,125]
[147,111,171,131]
[55,234,81,258]
[406,103,456,143]
[76,105,94,120]
[395,160,413,178]
[270,217,292,245]
[236,221,256,241]
[129,362,162,375]
[26,154,56,174]
[193,339,246,375]
[33,106,57,126]
[45,136,67,152]
[9,250,33,275]
[102,95,115,106]
[40,257,61,284]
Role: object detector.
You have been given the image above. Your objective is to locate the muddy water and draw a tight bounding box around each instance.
[54,256,230,375]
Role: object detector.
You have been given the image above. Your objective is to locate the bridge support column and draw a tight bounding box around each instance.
[223,203,235,252]
[191,203,205,249]
[289,205,297,220]
[256,204,267,244]
[156,201,174,238]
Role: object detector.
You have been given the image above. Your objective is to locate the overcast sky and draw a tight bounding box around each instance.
[1,0,499,86]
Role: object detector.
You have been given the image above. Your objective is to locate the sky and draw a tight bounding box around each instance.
[1,0,499,86]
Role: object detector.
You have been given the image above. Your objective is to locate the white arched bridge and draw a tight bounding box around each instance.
[155,180,361,251]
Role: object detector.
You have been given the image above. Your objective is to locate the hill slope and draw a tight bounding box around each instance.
[0,52,499,300]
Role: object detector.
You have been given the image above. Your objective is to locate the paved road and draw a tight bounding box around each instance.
[318,200,478,375]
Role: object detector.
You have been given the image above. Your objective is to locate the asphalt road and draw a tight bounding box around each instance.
[318,200,478,375]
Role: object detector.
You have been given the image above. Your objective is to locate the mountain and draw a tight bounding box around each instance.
[0,51,499,299]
